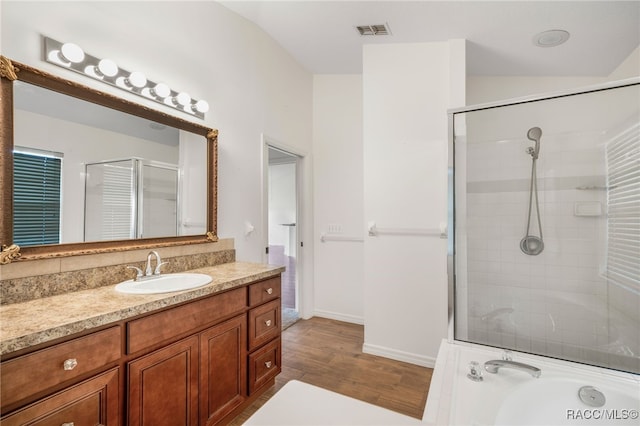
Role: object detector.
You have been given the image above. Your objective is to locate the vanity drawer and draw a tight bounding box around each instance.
[1,368,119,426]
[1,326,121,408]
[248,277,281,307]
[248,299,280,351]
[248,338,281,395]
[127,287,246,354]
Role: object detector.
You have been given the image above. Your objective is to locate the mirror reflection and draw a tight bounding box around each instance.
[13,80,207,247]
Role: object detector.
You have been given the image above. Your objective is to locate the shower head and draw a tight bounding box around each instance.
[527,127,542,142]
[526,127,542,159]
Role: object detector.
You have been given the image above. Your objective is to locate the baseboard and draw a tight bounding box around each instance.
[362,343,437,368]
[313,309,364,325]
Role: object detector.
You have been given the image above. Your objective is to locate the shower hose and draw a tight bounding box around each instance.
[521,156,544,255]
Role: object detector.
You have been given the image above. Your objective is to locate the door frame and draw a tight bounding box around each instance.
[261,134,305,316]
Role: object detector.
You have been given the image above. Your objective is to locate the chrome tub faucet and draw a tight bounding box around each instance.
[484,359,542,378]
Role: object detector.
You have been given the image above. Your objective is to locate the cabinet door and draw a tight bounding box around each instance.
[128,336,198,426]
[200,315,246,426]
[1,368,119,426]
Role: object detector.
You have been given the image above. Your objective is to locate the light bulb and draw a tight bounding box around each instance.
[126,71,147,88]
[175,92,191,107]
[193,100,209,113]
[152,83,171,98]
[48,50,70,66]
[60,43,85,63]
[98,59,118,77]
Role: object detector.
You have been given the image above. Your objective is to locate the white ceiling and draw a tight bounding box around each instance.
[220,0,640,76]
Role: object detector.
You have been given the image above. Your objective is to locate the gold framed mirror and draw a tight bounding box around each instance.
[0,56,218,263]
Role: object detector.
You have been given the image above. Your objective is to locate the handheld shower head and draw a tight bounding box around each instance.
[526,127,542,159]
[527,127,542,142]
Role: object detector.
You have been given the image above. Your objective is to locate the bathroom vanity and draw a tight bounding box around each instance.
[0,262,283,426]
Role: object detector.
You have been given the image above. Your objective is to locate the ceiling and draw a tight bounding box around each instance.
[220,0,640,76]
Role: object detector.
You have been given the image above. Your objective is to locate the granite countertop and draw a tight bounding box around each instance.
[0,262,285,356]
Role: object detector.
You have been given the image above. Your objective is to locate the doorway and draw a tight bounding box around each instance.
[267,146,300,328]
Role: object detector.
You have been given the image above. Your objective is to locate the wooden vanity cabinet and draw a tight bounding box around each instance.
[127,335,200,426]
[247,277,282,395]
[0,326,122,426]
[199,315,246,425]
[124,276,281,425]
[0,274,282,426]
[125,287,248,426]
[1,326,121,410]
[1,367,119,426]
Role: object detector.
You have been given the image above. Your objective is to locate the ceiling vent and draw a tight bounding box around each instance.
[356,24,390,36]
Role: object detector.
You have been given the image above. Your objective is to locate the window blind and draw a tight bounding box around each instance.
[100,163,135,240]
[606,122,640,293]
[13,151,62,246]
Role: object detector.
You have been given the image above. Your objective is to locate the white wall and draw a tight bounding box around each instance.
[609,46,640,81]
[313,75,365,324]
[2,1,313,268]
[362,41,466,366]
[467,44,639,106]
[313,41,466,364]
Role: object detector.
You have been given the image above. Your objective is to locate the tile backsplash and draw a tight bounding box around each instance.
[0,239,235,305]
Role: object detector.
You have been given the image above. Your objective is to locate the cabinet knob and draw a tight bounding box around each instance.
[265,361,272,368]
[265,319,272,327]
[63,358,78,371]
[61,422,75,426]
[265,288,273,295]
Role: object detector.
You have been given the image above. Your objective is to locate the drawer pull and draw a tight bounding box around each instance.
[265,287,273,295]
[61,423,75,426]
[265,361,272,368]
[63,358,78,371]
[265,319,272,327]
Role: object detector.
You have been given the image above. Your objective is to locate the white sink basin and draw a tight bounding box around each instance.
[115,273,212,294]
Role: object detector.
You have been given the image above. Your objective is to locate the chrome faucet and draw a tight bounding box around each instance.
[126,251,167,281]
[484,359,541,378]
[146,250,167,276]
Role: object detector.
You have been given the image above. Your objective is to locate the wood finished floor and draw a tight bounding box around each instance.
[229,317,433,425]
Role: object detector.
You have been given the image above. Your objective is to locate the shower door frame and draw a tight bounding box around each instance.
[446,76,640,346]
[84,157,180,241]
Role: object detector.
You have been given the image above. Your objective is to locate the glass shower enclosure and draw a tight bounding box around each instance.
[84,158,179,241]
[450,79,640,374]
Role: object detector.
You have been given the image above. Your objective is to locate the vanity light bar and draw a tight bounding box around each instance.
[43,37,209,119]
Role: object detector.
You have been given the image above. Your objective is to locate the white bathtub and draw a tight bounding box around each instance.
[424,340,640,425]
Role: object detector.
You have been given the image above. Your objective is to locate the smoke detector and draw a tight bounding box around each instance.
[356,24,391,36]
[533,30,570,47]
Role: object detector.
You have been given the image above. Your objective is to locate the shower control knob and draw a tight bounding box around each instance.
[467,361,483,382]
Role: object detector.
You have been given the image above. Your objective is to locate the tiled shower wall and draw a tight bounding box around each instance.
[463,130,611,360]
[455,84,640,373]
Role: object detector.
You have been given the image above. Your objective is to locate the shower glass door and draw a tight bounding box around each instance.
[140,162,179,238]
[84,159,179,241]
[451,81,640,374]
